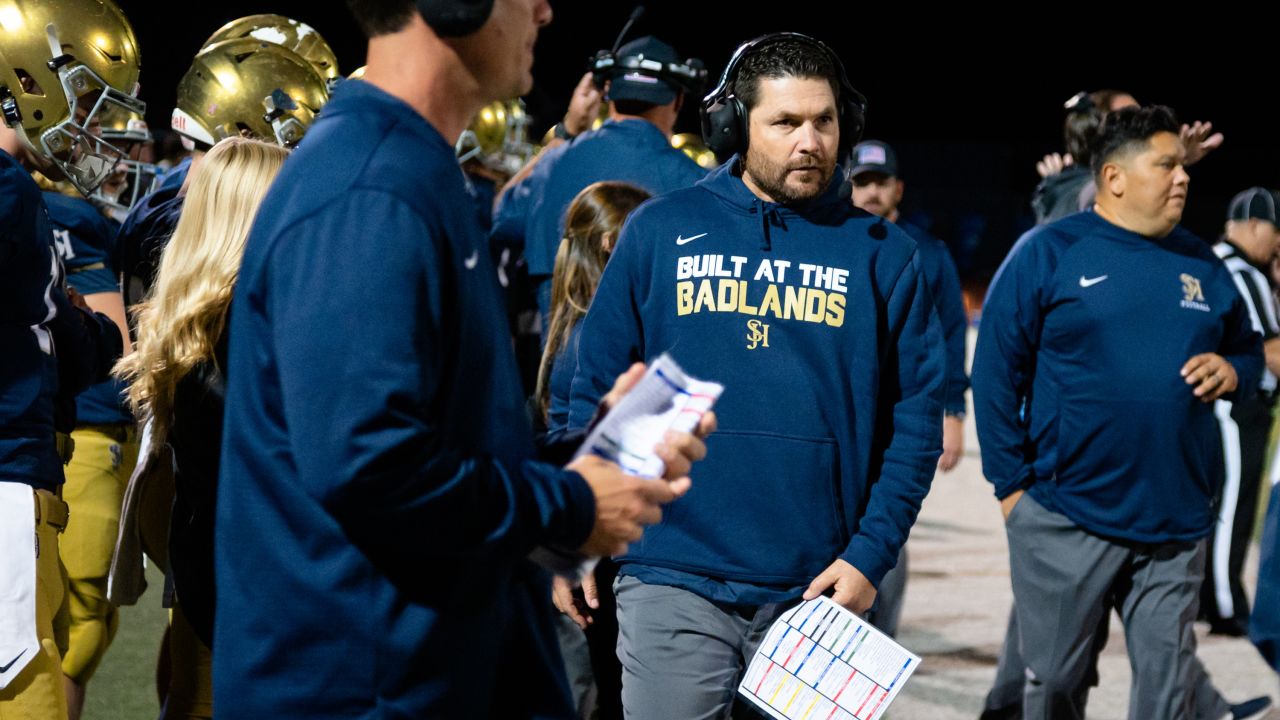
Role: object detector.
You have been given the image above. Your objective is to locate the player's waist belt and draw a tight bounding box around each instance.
[34,488,69,532]
[56,431,74,465]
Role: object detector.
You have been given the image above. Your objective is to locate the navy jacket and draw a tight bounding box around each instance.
[545,320,583,439]
[1253,481,1280,670]
[214,80,595,718]
[568,159,944,604]
[972,211,1263,543]
[1031,165,1095,225]
[902,220,969,416]
[491,119,706,325]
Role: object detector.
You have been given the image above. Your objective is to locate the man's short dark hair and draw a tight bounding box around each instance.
[732,39,839,114]
[1090,105,1181,177]
[347,0,417,38]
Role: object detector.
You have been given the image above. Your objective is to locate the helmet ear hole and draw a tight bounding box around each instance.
[15,69,43,96]
[33,109,43,120]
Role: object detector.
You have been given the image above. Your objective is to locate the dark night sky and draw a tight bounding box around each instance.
[116,1,1278,279]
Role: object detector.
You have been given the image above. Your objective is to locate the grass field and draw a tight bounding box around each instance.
[84,563,168,719]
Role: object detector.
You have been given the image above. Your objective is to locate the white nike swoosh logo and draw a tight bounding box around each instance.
[1079,275,1108,288]
[464,251,479,270]
[676,233,708,246]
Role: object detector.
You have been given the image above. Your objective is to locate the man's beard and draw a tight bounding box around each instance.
[743,149,835,205]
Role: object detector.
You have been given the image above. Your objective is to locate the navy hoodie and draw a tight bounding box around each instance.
[214,79,594,719]
[568,159,944,604]
[972,210,1263,543]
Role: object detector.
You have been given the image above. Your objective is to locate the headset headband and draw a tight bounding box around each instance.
[700,32,866,164]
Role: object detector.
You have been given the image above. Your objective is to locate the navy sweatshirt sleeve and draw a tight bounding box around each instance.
[927,241,969,416]
[839,252,945,586]
[259,189,594,569]
[49,289,123,398]
[971,230,1045,499]
[490,172,533,253]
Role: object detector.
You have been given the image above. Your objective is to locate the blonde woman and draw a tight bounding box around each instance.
[114,136,288,719]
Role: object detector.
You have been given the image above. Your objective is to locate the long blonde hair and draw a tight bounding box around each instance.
[535,181,650,418]
[115,136,288,446]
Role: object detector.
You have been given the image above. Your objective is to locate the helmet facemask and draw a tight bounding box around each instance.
[92,113,158,215]
[36,24,145,195]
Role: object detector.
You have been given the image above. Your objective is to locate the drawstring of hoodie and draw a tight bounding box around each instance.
[750,198,786,252]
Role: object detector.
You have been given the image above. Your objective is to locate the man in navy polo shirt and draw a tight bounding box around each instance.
[973,105,1263,719]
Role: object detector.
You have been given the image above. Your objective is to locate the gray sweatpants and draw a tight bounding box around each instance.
[984,606,1232,720]
[1006,494,1206,720]
[613,575,797,720]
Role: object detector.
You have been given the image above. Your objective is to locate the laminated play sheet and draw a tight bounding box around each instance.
[739,596,921,720]
[574,353,721,478]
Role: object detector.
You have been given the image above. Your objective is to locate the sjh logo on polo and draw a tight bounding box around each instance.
[1180,273,1210,312]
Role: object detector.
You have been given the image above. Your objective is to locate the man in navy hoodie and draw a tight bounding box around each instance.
[568,34,944,718]
[213,1,712,718]
[973,105,1264,720]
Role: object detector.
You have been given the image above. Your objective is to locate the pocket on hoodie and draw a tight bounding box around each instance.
[638,429,844,584]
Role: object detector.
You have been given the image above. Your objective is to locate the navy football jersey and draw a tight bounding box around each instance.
[45,191,131,425]
[1,150,64,489]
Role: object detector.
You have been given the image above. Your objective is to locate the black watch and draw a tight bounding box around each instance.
[553,121,576,141]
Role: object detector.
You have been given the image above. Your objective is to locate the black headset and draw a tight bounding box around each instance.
[588,7,707,98]
[416,0,494,38]
[700,33,866,163]
[589,50,708,98]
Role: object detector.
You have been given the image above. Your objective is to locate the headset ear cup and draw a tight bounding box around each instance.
[731,96,748,157]
[848,102,865,145]
[702,99,741,158]
[416,0,494,38]
[837,98,865,164]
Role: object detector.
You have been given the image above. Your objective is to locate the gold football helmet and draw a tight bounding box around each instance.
[348,65,367,81]
[671,132,718,169]
[94,104,157,213]
[0,0,145,195]
[202,14,339,82]
[457,99,537,177]
[172,37,328,149]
